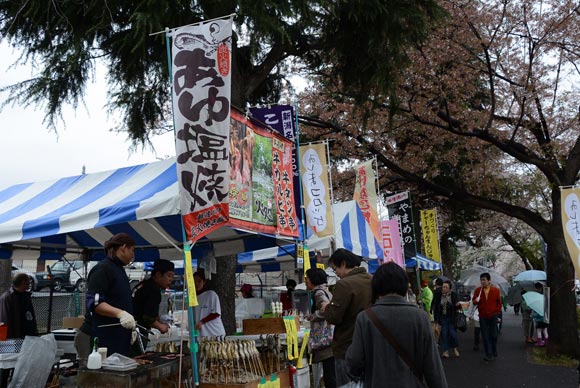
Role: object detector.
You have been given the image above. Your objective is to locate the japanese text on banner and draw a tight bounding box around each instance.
[353,160,380,243]
[420,209,441,262]
[250,105,301,230]
[380,219,405,268]
[561,187,580,279]
[386,191,417,259]
[171,17,233,243]
[300,143,334,237]
[228,110,299,237]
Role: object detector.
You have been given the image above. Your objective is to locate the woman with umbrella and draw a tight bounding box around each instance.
[528,283,549,347]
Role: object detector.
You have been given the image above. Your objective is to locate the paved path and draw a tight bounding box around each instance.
[442,309,578,388]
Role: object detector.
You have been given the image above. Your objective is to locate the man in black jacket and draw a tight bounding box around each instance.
[0,273,38,387]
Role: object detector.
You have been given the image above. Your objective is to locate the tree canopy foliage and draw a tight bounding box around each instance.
[0,0,443,142]
[299,0,580,357]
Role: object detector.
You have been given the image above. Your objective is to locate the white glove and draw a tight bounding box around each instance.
[116,310,136,330]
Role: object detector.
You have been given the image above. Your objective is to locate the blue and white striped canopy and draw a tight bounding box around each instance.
[405,253,442,271]
[0,158,290,261]
[236,200,383,270]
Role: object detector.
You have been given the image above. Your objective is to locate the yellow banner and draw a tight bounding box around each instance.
[561,187,580,279]
[353,159,380,243]
[303,244,311,279]
[420,209,441,263]
[184,246,198,307]
[300,143,334,237]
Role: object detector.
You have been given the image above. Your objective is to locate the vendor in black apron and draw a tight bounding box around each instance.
[86,233,136,357]
[131,259,175,355]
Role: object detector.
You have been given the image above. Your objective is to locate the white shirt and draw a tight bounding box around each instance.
[194,290,226,338]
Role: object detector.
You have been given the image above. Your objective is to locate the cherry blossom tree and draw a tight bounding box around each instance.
[300,0,580,357]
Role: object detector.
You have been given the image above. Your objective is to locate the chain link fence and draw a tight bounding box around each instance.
[32,290,185,334]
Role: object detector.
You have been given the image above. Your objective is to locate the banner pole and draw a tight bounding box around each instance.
[294,103,306,244]
[407,190,421,292]
[165,30,199,387]
[325,140,336,231]
[434,208,443,275]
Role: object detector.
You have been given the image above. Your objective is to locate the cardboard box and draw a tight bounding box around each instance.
[242,317,300,335]
[62,316,84,329]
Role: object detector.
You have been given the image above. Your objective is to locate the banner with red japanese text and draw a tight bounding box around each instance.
[300,143,334,237]
[386,191,417,259]
[353,160,380,243]
[561,187,580,280]
[249,105,301,233]
[171,17,233,243]
[380,219,404,268]
[420,209,441,263]
[228,110,299,237]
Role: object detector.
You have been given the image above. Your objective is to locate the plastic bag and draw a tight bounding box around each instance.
[8,334,57,388]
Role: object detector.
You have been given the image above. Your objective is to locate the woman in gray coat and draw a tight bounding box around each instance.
[346,262,448,388]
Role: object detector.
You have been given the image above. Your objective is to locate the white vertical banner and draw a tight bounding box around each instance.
[171,17,233,243]
[300,142,334,237]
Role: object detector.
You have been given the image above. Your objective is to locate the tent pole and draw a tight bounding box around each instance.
[144,219,183,253]
[165,29,198,387]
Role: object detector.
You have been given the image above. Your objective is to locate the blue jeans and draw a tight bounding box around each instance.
[439,315,458,352]
[480,315,499,357]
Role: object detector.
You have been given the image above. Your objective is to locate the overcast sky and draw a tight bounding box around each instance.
[0,41,176,189]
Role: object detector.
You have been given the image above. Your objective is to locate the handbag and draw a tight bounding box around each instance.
[366,308,427,388]
[455,310,467,332]
[308,319,334,350]
[308,289,334,350]
[431,322,441,343]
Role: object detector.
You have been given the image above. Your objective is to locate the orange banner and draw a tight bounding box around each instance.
[353,160,380,243]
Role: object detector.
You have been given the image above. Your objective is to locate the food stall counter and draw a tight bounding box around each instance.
[76,352,192,388]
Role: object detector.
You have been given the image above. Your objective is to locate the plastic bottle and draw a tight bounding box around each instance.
[289,364,297,388]
[87,337,102,369]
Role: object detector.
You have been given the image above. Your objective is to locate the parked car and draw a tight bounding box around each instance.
[68,261,97,292]
[34,260,87,291]
[11,265,38,292]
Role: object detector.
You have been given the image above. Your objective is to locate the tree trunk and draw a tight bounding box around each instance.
[545,224,580,357]
[207,255,237,335]
[440,233,454,278]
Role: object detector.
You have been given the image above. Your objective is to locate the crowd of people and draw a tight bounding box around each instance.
[0,233,558,388]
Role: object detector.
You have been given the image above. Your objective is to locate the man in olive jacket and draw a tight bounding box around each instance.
[322,248,372,387]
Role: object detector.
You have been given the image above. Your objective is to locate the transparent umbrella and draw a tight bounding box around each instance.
[514,270,546,283]
[504,281,537,305]
[459,265,510,295]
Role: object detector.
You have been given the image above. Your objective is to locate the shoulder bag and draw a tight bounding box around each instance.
[308,289,334,350]
[365,307,427,388]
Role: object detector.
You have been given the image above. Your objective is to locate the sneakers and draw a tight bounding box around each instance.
[535,339,545,347]
[453,348,460,357]
[442,351,450,358]
[526,337,536,344]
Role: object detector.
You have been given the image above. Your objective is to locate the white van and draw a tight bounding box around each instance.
[68,261,97,292]
[69,261,145,292]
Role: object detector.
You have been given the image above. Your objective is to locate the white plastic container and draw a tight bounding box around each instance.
[87,339,102,370]
[294,366,309,388]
